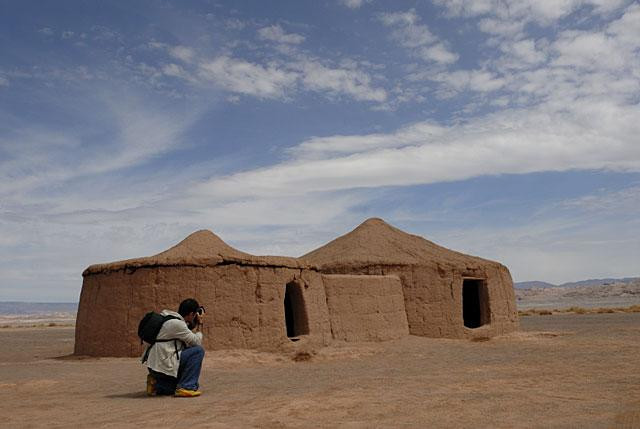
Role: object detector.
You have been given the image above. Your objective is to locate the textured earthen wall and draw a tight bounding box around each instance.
[322,274,409,342]
[75,265,332,357]
[318,262,518,339]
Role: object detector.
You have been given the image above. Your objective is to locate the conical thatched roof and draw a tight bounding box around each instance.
[83,230,309,275]
[301,218,493,269]
[154,230,252,261]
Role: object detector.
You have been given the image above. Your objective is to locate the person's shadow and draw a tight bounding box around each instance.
[105,391,150,399]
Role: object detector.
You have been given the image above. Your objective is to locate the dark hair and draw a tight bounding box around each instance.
[178,298,200,317]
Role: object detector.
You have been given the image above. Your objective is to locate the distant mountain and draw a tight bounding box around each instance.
[0,302,77,315]
[559,277,640,288]
[515,277,640,290]
[514,281,556,289]
[516,280,640,309]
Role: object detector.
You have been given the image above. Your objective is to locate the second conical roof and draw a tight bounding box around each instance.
[301,218,489,268]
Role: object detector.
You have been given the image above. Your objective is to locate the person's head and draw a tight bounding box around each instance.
[178,298,200,323]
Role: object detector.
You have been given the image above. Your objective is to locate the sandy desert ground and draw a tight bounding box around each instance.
[1,314,639,428]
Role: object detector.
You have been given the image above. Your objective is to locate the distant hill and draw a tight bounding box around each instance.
[514,281,556,289]
[559,277,640,288]
[516,279,640,310]
[0,302,77,315]
[515,277,639,290]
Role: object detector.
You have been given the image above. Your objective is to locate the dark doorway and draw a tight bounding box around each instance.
[284,281,309,339]
[462,279,490,329]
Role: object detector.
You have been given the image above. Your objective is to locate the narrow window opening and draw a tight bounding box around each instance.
[284,281,309,340]
[462,279,490,329]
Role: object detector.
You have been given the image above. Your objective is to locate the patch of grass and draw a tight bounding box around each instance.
[519,309,554,316]
[520,304,640,316]
[0,323,75,329]
[292,351,313,362]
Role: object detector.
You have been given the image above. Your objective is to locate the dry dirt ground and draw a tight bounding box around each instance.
[1,314,639,428]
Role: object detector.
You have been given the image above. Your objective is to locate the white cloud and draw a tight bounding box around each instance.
[198,56,298,99]
[436,210,640,284]
[176,52,387,102]
[436,0,605,22]
[500,39,548,68]
[607,3,640,43]
[339,0,372,9]
[380,11,434,46]
[168,45,195,63]
[225,18,246,30]
[429,69,506,94]
[0,94,198,196]
[258,25,305,44]
[296,59,387,102]
[38,27,54,36]
[561,186,640,213]
[162,63,191,80]
[291,122,445,158]
[434,0,632,30]
[478,18,525,37]
[90,25,121,42]
[193,98,640,199]
[145,39,387,103]
[552,29,634,72]
[0,76,8,87]
[419,43,459,64]
[418,2,638,109]
[379,9,458,64]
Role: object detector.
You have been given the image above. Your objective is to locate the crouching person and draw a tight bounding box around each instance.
[142,298,206,397]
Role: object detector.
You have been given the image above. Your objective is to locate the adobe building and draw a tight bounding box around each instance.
[301,218,518,340]
[75,218,517,357]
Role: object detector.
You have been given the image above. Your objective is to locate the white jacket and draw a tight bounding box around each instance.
[143,310,203,378]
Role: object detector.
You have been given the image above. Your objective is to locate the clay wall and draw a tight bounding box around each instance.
[318,262,518,339]
[75,265,332,357]
[322,274,409,342]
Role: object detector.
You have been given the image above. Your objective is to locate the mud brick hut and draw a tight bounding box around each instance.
[75,218,517,357]
[75,228,409,357]
[302,218,518,339]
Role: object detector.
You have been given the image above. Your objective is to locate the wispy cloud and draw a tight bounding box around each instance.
[168,45,196,63]
[147,38,387,103]
[339,0,372,10]
[379,9,458,64]
[258,25,305,44]
[192,98,640,199]
[0,92,198,197]
[37,27,54,36]
[420,69,506,95]
[295,58,387,102]
[433,0,629,26]
[198,56,298,98]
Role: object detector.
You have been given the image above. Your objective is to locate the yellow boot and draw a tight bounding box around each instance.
[146,373,157,396]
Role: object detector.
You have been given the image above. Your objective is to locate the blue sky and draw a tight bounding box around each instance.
[1,0,639,301]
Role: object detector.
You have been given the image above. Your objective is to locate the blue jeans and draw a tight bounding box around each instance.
[153,345,205,395]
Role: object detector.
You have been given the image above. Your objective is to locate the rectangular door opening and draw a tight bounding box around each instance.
[284,281,309,340]
[462,279,490,329]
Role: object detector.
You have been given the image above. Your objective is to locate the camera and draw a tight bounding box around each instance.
[196,306,205,315]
